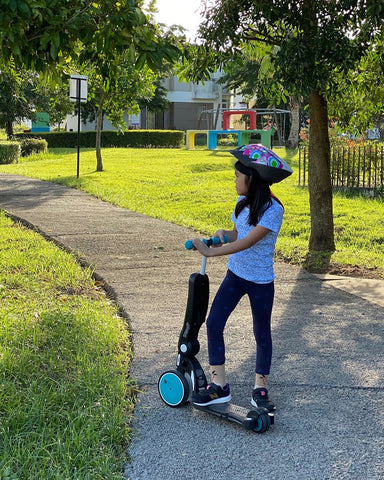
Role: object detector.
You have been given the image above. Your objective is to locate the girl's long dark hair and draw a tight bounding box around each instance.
[234,161,283,226]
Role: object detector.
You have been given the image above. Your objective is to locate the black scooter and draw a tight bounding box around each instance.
[158,237,274,433]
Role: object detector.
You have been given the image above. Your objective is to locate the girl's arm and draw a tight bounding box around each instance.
[192,225,270,257]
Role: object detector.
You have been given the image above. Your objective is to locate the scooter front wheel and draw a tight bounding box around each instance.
[244,408,271,433]
[158,370,190,407]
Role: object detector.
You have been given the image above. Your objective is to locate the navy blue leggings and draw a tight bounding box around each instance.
[206,269,274,375]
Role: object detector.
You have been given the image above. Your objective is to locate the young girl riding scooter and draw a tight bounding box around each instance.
[191,144,292,411]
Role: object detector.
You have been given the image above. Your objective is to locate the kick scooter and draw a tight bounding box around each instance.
[158,237,274,433]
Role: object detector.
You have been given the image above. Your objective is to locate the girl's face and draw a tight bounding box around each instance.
[235,169,250,196]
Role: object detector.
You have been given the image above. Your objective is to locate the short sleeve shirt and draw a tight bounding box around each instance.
[227,197,284,284]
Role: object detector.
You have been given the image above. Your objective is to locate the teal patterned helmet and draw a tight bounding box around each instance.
[230,144,293,184]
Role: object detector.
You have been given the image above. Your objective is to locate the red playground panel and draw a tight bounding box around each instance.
[222,110,257,130]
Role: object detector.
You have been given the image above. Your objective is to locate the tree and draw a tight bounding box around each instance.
[72,14,182,171]
[0,64,80,137]
[286,96,301,150]
[78,58,158,171]
[1,0,182,170]
[192,0,383,256]
[44,86,74,131]
[139,79,171,114]
[0,66,41,138]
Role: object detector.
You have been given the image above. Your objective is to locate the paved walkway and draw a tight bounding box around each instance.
[1,173,383,480]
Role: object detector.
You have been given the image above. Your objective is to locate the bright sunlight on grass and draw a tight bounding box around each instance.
[0,212,133,479]
[0,147,383,277]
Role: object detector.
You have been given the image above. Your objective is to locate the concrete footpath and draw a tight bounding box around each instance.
[1,173,383,480]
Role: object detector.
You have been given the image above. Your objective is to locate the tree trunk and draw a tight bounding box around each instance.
[95,93,105,172]
[271,107,282,145]
[286,96,300,149]
[308,90,335,252]
[6,119,14,139]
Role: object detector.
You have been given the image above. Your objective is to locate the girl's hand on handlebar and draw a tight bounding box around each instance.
[212,229,226,246]
[192,238,212,256]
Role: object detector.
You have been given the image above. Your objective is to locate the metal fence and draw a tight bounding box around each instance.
[298,145,384,190]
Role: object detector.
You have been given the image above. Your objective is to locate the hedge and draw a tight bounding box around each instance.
[20,138,48,157]
[0,142,20,164]
[15,130,185,149]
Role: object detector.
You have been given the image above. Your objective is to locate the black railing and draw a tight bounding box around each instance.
[298,145,384,190]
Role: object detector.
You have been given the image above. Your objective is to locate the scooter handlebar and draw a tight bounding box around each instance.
[184,235,229,250]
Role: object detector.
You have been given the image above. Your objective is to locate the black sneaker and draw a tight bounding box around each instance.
[251,388,276,412]
[192,383,231,406]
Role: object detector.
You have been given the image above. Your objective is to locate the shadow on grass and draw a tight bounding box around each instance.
[45,167,105,188]
[333,186,384,201]
[46,148,95,157]
[279,147,299,161]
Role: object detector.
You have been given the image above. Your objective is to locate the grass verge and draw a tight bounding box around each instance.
[0,147,383,277]
[0,212,133,479]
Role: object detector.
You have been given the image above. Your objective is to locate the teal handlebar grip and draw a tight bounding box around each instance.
[184,235,229,250]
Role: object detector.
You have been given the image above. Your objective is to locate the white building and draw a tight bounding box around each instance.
[66,72,245,132]
[143,73,245,130]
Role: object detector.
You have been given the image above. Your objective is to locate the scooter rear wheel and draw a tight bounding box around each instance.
[158,370,190,407]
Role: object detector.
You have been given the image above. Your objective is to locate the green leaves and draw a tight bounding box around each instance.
[192,0,384,98]
[328,39,384,134]
[0,1,136,70]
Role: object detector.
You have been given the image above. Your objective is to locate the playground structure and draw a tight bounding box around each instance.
[31,112,50,133]
[189,107,290,150]
[186,128,275,150]
[186,108,284,150]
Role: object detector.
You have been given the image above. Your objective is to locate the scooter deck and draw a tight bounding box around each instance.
[193,402,274,431]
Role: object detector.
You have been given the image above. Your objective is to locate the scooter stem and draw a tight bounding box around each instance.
[200,256,207,275]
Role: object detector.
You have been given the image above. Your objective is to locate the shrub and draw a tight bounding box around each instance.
[0,141,20,164]
[20,138,48,157]
[217,133,238,147]
[15,130,185,149]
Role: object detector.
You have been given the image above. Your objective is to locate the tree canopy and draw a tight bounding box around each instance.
[0,0,182,82]
[0,0,183,171]
[328,40,384,134]
[0,1,157,71]
[199,0,382,93]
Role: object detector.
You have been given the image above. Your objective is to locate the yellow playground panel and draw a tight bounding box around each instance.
[185,130,209,149]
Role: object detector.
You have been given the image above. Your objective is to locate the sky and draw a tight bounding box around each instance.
[150,0,205,40]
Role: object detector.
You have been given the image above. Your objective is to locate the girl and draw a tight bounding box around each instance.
[191,144,292,411]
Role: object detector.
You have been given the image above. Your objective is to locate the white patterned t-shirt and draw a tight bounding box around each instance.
[227,197,283,284]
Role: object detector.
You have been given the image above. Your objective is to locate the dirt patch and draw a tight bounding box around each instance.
[326,263,384,280]
[278,253,384,280]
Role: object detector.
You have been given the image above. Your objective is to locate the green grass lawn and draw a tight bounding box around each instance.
[0,212,134,479]
[1,146,383,277]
